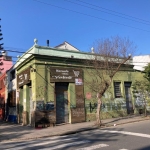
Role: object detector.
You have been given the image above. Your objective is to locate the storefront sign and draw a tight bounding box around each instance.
[17,68,30,87]
[86,92,92,99]
[75,78,83,85]
[50,67,83,82]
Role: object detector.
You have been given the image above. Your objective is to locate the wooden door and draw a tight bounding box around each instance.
[55,83,69,124]
[124,82,133,114]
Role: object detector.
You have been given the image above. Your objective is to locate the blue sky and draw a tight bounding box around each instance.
[1,0,150,62]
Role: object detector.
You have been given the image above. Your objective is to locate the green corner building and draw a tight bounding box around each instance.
[16,41,146,127]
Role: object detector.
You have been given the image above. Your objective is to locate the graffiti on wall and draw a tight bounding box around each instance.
[36,101,54,111]
[72,108,85,117]
[76,93,84,108]
[86,100,126,114]
[71,108,85,122]
[134,95,149,108]
[9,107,17,115]
[70,82,85,123]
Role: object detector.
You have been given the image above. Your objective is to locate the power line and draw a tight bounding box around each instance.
[4,46,27,52]
[76,0,150,24]
[3,49,26,54]
[65,0,150,26]
[33,0,150,33]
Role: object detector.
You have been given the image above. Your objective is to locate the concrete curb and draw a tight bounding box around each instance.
[102,117,150,128]
[59,127,98,136]
[0,117,149,143]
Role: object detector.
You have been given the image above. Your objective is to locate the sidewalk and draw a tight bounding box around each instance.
[0,115,150,143]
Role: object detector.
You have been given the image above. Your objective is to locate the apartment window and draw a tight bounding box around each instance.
[114,82,122,98]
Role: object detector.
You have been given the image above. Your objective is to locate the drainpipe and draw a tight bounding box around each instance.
[45,63,48,103]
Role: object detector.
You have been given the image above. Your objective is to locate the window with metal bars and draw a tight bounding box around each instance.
[114,82,122,98]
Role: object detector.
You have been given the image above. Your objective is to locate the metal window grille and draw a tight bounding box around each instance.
[114,82,122,98]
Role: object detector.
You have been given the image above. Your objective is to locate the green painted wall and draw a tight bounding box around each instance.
[16,54,146,124]
[68,83,76,108]
[32,64,55,103]
[19,88,23,123]
[68,83,76,123]
[83,68,146,121]
[22,85,30,124]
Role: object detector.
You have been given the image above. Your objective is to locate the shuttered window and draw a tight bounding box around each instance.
[114,82,122,98]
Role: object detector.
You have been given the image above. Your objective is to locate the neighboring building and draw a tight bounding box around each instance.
[133,55,150,71]
[0,51,13,121]
[55,41,80,51]
[0,72,7,120]
[6,65,17,123]
[0,51,13,75]
[15,40,146,127]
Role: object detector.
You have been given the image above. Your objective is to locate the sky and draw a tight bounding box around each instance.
[1,0,150,63]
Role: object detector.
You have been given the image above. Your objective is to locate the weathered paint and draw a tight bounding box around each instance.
[15,45,147,125]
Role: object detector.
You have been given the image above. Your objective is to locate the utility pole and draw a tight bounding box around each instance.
[0,18,4,50]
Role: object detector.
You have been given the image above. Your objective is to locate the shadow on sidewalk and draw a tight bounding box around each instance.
[0,114,149,143]
[102,114,149,125]
[0,121,34,142]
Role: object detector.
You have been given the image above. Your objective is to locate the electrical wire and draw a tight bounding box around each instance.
[0,50,149,107]
[76,0,150,24]
[33,0,150,32]
[65,0,150,26]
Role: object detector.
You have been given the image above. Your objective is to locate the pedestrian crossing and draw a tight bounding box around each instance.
[0,135,130,150]
[101,130,150,138]
[0,136,109,150]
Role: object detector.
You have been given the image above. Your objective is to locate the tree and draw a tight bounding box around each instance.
[132,79,150,117]
[84,36,136,126]
[0,18,4,50]
[132,63,150,117]
[144,63,150,82]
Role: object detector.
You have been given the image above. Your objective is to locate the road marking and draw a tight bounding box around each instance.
[101,130,150,138]
[0,135,69,144]
[3,137,78,150]
[119,149,129,150]
[77,144,109,150]
[38,140,90,150]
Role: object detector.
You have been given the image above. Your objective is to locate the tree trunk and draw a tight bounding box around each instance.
[96,97,102,126]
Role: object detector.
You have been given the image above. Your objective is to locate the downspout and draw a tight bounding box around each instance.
[45,63,48,103]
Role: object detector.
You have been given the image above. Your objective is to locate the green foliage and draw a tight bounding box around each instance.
[144,63,150,82]
[132,80,150,97]
[132,79,150,117]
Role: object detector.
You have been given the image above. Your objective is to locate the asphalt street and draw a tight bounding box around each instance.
[0,120,150,150]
